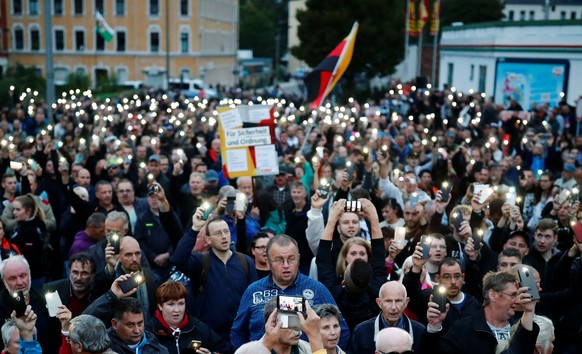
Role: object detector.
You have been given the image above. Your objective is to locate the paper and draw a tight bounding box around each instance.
[248,107,272,123]
[226,149,248,173]
[219,109,243,131]
[255,145,279,175]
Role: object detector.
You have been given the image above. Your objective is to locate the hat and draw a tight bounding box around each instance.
[277,165,289,175]
[165,124,174,131]
[506,230,530,247]
[204,170,219,182]
[148,154,161,163]
[564,164,576,173]
[104,136,118,144]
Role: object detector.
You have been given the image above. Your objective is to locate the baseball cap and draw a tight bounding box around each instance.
[564,164,576,173]
[148,154,161,163]
[505,230,530,247]
[205,170,219,182]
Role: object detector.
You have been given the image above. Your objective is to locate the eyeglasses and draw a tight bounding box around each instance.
[377,350,414,354]
[268,257,298,266]
[440,274,462,281]
[253,246,267,250]
[210,229,230,237]
[498,291,519,299]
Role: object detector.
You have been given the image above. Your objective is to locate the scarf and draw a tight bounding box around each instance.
[155,309,189,337]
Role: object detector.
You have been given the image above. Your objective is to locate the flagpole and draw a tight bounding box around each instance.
[431,28,438,87]
[404,0,410,80]
[317,22,358,108]
[44,0,54,124]
[417,30,423,78]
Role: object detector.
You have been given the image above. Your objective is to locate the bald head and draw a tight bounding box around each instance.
[119,236,141,272]
[379,281,407,298]
[376,328,412,353]
[234,341,270,354]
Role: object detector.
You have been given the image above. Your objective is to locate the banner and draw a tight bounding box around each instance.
[409,0,418,37]
[218,105,278,177]
[418,0,430,33]
[430,0,441,36]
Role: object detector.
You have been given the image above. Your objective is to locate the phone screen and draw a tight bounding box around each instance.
[277,295,305,313]
[421,235,432,259]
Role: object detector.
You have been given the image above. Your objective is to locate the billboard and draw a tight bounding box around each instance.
[494,58,569,110]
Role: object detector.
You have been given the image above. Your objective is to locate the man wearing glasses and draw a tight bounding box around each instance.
[425,271,539,354]
[230,234,350,351]
[171,211,258,344]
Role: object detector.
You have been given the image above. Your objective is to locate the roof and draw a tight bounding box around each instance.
[443,19,582,31]
[504,0,582,4]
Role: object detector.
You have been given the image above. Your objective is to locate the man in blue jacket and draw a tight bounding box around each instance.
[230,234,350,350]
[171,209,258,343]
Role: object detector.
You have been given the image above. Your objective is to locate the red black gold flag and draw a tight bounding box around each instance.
[409,0,418,36]
[430,0,441,36]
[304,22,359,110]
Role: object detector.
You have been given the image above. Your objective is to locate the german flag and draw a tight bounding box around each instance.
[304,22,359,110]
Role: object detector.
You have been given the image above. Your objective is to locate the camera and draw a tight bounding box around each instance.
[344,200,361,212]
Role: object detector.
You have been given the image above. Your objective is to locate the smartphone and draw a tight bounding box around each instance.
[10,291,27,317]
[558,189,570,205]
[473,183,488,196]
[201,202,212,220]
[517,266,541,301]
[344,200,362,212]
[276,295,305,330]
[108,233,121,254]
[394,227,406,248]
[189,340,202,350]
[318,179,331,198]
[471,229,483,251]
[152,184,160,193]
[9,161,23,171]
[506,190,517,206]
[441,182,451,203]
[571,220,582,243]
[409,193,419,208]
[45,290,63,317]
[452,212,464,233]
[433,285,447,313]
[119,273,145,293]
[226,195,236,215]
[421,235,432,259]
[346,162,355,182]
[235,193,246,212]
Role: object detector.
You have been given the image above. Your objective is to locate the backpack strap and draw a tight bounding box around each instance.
[235,252,249,279]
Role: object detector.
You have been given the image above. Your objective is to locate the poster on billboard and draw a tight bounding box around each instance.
[493,58,569,110]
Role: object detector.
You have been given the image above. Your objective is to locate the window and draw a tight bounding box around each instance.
[469,64,474,81]
[96,28,105,51]
[180,0,188,16]
[571,11,576,20]
[54,0,63,15]
[30,27,40,50]
[13,0,23,15]
[529,11,535,20]
[75,30,85,51]
[74,0,83,15]
[508,10,514,21]
[116,31,126,52]
[180,32,188,53]
[149,0,159,16]
[95,0,104,14]
[447,63,454,86]
[55,29,65,51]
[14,27,24,50]
[115,0,125,15]
[478,65,487,93]
[519,10,525,21]
[150,32,159,52]
[560,11,566,20]
[29,0,39,15]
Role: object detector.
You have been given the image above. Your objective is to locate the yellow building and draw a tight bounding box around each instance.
[6,0,238,87]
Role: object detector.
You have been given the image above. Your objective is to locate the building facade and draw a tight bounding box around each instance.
[503,0,582,21]
[5,0,238,88]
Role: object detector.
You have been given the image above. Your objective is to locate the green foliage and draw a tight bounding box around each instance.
[239,0,288,59]
[441,0,505,26]
[0,64,46,108]
[292,0,406,77]
[57,72,91,96]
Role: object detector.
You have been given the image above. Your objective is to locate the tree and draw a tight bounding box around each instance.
[0,64,46,108]
[291,0,406,77]
[239,0,288,59]
[441,0,504,27]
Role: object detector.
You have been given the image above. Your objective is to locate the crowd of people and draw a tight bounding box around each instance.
[0,81,581,354]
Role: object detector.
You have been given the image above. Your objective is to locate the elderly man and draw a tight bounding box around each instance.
[0,256,56,353]
[230,234,349,350]
[348,282,425,354]
[66,315,114,354]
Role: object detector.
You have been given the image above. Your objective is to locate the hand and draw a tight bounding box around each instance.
[387,241,403,262]
[569,200,580,217]
[411,243,428,273]
[152,182,167,201]
[311,189,329,210]
[111,273,138,299]
[249,206,260,219]
[105,244,118,273]
[465,183,475,202]
[195,348,211,354]
[340,171,351,190]
[298,301,322,345]
[517,286,536,313]
[192,206,208,232]
[153,252,170,267]
[56,305,72,331]
[360,198,379,223]
[263,308,281,350]
[464,236,480,261]
[11,305,36,341]
[458,221,472,239]
[328,199,346,224]
[427,295,449,330]
[434,190,450,214]
[471,192,484,213]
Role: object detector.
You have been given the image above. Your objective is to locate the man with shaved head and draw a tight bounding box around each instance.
[376,327,413,354]
[349,281,425,353]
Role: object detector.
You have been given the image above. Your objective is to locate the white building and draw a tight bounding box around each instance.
[503,0,582,21]
[438,20,582,108]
